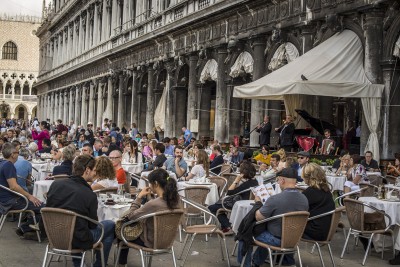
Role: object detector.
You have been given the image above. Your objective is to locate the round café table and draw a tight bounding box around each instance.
[33,180,54,202]
[229,200,255,233]
[326,175,346,192]
[121,163,144,174]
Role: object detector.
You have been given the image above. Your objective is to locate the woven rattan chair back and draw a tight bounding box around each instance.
[41,207,77,251]
[152,210,184,249]
[367,175,382,186]
[280,211,310,248]
[50,174,70,180]
[359,183,376,197]
[325,208,344,242]
[221,173,238,192]
[385,175,398,185]
[220,164,232,175]
[343,198,364,231]
[182,186,210,214]
[208,176,227,198]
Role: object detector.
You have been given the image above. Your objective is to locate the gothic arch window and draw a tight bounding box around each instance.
[2,41,18,60]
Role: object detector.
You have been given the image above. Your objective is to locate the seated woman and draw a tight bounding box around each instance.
[344,154,368,193]
[122,140,143,164]
[253,145,271,166]
[210,145,224,174]
[91,156,118,190]
[208,160,258,234]
[52,144,76,176]
[185,150,209,180]
[276,148,287,170]
[387,154,400,177]
[301,163,335,241]
[117,168,181,266]
[335,154,351,176]
[141,139,153,161]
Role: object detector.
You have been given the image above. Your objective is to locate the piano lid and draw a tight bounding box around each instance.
[295,109,339,136]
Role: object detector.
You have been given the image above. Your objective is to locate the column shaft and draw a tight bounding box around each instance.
[81,85,88,126]
[215,47,228,143]
[88,81,95,124]
[146,67,155,133]
[74,87,81,125]
[97,82,104,128]
[130,72,138,126]
[117,73,125,127]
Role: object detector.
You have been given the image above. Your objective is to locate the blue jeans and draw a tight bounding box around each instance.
[5,196,44,233]
[238,231,295,267]
[72,220,115,267]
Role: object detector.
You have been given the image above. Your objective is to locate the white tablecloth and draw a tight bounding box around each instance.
[97,201,131,222]
[326,175,346,191]
[229,200,254,233]
[32,162,56,181]
[122,163,144,174]
[366,172,382,176]
[177,181,219,206]
[33,180,54,202]
[359,196,400,250]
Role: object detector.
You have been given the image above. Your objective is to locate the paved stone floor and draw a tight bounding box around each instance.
[0,218,398,267]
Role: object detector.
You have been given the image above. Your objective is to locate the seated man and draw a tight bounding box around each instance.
[52,145,75,176]
[0,143,43,238]
[14,147,32,193]
[81,143,93,156]
[260,154,281,179]
[163,145,187,179]
[146,143,167,171]
[162,137,174,157]
[92,139,103,157]
[46,155,115,267]
[238,168,309,267]
[361,151,380,172]
[109,150,126,185]
[38,138,52,154]
[291,151,310,182]
[319,129,335,155]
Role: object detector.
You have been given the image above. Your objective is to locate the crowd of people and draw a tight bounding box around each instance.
[1,115,400,267]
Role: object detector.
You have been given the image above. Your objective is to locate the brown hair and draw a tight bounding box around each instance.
[94,156,116,180]
[196,150,210,176]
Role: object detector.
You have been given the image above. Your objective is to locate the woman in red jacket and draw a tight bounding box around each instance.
[32,121,50,150]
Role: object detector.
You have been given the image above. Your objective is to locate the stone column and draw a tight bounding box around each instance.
[97,79,105,128]
[117,72,125,127]
[93,4,98,47]
[74,86,81,126]
[104,75,114,121]
[47,94,51,121]
[63,90,68,123]
[164,69,174,137]
[88,81,95,125]
[215,46,228,143]
[111,0,118,36]
[11,84,15,99]
[187,54,198,128]
[250,37,267,147]
[81,84,88,126]
[146,67,155,133]
[58,92,63,122]
[361,8,384,155]
[102,0,109,41]
[85,10,91,51]
[130,71,138,126]
[68,88,74,124]
[78,14,84,55]
[53,92,58,122]
[228,83,242,139]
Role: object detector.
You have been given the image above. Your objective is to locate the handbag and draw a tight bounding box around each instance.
[115,219,144,241]
[222,195,242,210]
[364,211,386,231]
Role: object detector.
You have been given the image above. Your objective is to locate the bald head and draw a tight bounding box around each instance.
[109,150,122,167]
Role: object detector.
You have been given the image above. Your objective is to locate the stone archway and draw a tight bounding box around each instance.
[14,103,28,121]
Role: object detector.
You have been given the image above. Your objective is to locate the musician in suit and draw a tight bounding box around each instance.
[275,115,295,152]
[256,115,272,147]
[319,129,335,155]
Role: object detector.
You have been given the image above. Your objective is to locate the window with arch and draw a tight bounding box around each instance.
[2,41,18,60]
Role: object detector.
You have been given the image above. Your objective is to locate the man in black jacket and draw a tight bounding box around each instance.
[145,143,167,171]
[46,155,115,267]
[275,115,295,152]
[256,115,272,147]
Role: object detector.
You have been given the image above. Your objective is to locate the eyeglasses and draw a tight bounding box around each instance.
[297,157,305,159]
[109,156,121,160]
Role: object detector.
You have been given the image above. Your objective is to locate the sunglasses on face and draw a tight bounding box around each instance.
[298,157,305,159]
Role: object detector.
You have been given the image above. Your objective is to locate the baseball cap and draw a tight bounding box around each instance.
[277,168,298,180]
[297,151,310,157]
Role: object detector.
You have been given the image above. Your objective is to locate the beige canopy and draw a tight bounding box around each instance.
[233,30,385,160]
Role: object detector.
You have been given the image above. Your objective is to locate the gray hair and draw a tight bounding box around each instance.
[19,147,30,159]
[62,145,76,161]
[2,143,16,158]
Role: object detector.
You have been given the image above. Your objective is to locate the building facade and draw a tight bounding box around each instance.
[35,0,400,158]
[0,15,41,122]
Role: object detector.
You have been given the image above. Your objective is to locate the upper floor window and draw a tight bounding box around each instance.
[2,41,18,60]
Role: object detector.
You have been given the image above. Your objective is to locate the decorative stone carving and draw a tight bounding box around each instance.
[268,42,299,71]
[306,0,315,9]
[383,2,399,30]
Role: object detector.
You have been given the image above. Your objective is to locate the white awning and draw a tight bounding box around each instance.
[233,30,384,100]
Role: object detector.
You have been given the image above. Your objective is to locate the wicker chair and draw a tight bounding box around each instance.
[179,198,231,267]
[385,175,398,185]
[366,175,383,186]
[301,207,345,267]
[221,173,239,192]
[40,207,105,267]
[359,183,378,197]
[220,163,233,175]
[114,209,184,267]
[208,176,228,199]
[245,211,310,267]
[340,198,395,265]
[0,184,42,242]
